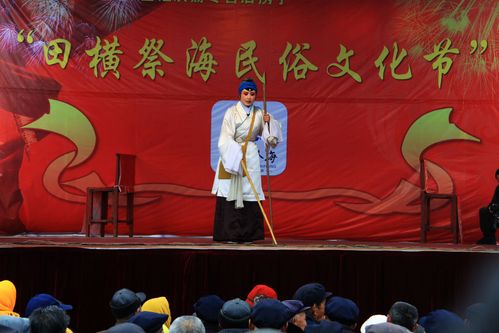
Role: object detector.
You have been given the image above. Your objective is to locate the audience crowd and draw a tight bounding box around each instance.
[0,279,497,333]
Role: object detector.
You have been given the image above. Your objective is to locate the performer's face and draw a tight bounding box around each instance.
[240,89,256,106]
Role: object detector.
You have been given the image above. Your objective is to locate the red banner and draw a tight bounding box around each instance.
[0,0,497,242]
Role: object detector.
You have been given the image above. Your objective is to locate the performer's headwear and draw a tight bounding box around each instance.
[238,78,258,94]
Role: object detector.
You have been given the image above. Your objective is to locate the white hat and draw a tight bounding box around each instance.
[360,314,387,333]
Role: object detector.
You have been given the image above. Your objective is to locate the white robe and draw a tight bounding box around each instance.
[211,101,282,208]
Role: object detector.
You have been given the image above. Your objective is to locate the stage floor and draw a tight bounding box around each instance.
[1,233,498,253]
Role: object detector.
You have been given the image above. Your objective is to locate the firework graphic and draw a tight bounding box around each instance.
[393,0,447,56]
[71,22,98,52]
[23,0,74,39]
[24,40,46,65]
[94,0,141,32]
[0,0,15,23]
[71,22,98,71]
[0,21,29,64]
[0,3,8,23]
[0,22,19,53]
[393,0,498,95]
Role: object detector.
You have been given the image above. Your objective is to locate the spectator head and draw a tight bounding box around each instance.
[246,284,278,308]
[418,309,464,333]
[128,311,168,333]
[106,323,146,333]
[193,294,224,332]
[293,283,331,321]
[110,288,146,321]
[250,298,291,331]
[29,305,70,333]
[170,316,206,333]
[360,314,387,333]
[25,293,73,317]
[0,280,18,317]
[464,302,486,330]
[218,298,251,329]
[387,301,418,331]
[326,296,359,327]
[142,297,172,328]
[282,300,309,332]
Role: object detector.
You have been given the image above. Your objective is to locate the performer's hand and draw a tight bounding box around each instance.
[263,113,270,123]
[267,136,278,148]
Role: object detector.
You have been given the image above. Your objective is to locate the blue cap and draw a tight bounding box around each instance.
[250,299,292,329]
[282,300,310,316]
[326,296,359,325]
[110,288,146,319]
[238,79,258,94]
[193,295,225,324]
[25,293,73,317]
[293,283,332,307]
[219,298,251,329]
[128,311,168,333]
[418,309,464,333]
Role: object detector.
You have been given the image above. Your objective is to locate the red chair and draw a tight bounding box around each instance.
[85,154,135,237]
[420,158,461,243]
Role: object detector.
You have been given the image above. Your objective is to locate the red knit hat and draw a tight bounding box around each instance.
[245,284,278,308]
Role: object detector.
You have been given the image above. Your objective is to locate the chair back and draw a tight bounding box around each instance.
[115,153,136,192]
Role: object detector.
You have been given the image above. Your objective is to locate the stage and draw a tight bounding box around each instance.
[2,233,498,251]
[1,234,499,332]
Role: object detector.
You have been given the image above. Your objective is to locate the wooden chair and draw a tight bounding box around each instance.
[85,154,135,237]
[420,158,461,243]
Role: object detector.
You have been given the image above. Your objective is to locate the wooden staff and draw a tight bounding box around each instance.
[263,80,274,230]
[240,159,278,245]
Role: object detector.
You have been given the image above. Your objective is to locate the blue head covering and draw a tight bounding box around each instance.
[326,296,359,325]
[419,309,464,333]
[250,299,292,329]
[238,79,258,94]
[128,311,168,333]
[193,294,225,324]
[25,293,73,316]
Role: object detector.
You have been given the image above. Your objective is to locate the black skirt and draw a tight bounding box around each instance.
[213,196,264,242]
